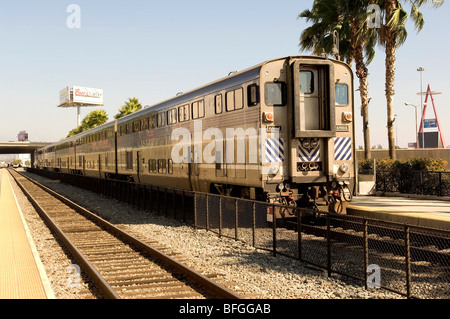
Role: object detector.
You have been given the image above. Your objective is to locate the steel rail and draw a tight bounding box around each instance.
[9,168,241,299]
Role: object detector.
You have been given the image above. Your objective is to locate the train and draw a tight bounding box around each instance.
[35,55,355,216]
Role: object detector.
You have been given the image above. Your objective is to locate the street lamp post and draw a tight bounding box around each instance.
[405,103,419,148]
[417,67,425,148]
[394,114,398,147]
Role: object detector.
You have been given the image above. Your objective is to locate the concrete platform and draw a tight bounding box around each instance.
[0,169,54,299]
[348,195,450,231]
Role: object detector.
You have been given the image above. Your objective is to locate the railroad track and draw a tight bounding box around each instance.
[8,168,241,299]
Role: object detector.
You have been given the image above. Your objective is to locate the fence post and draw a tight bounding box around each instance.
[182,190,186,223]
[363,218,369,289]
[297,208,302,261]
[164,188,168,217]
[252,201,256,248]
[272,204,276,257]
[234,199,238,241]
[150,186,154,213]
[205,194,209,232]
[326,212,332,277]
[143,186,147,211]
[193,193,197,230]
[137,184,141,209]
[439,172,442,197]
[157,186,160,214]
[405,225,411,298]
[219,197,222,238]
[173,189,176,218]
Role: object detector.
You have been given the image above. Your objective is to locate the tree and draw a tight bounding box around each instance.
[299,0,377,159]
[67,110,108,137]
[377,0,444,159]
[115,97,142,119]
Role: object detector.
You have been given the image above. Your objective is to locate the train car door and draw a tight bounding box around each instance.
[98,154,102,178]
[136,151,142,183]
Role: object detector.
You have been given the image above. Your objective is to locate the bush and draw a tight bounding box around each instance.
[358,157,449,196]
[358,157,448,173]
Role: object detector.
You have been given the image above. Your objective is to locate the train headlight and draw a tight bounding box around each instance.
[263,112,274,123]
[339,163,349,173]
[342,112,353,122]
[268,165,279,175]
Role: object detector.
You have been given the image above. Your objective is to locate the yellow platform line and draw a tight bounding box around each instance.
[0,170,55,299]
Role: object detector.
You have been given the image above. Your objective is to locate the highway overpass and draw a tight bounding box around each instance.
[0,141,52,166]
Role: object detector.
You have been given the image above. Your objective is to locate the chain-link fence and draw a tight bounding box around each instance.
[27,168,450,298]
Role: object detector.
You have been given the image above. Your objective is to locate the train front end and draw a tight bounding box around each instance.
[261,56,355,216]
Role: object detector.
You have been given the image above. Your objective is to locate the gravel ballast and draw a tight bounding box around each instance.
[11,170,402,299]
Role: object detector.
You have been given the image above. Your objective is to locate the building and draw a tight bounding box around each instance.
[18,131,29,142]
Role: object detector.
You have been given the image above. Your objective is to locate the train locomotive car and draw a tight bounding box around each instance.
[35,56,355,214]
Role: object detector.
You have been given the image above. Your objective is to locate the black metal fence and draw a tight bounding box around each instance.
[362,169,450,197]
[26,168,450,299]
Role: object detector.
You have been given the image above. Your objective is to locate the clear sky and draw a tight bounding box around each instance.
[0,0,449,149]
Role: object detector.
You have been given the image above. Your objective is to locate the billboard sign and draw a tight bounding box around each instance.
[72,86,104,105]
[59,86,71,105]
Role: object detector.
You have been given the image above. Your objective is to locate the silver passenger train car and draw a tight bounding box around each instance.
[35,56,355,214]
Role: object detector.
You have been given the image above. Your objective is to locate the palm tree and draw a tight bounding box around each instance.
[67,109,108,137]
[299,0,377,159]
[115,97,142,119]
[378,0,444,159]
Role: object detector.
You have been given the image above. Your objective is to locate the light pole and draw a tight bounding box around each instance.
[394,114,398,148]
[405,102,419,148]
[417,67,425,148]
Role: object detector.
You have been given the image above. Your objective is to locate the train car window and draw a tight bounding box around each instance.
[168,159,173,174]
[149,115,156,129]
[226,91,235,111]
[225,88,243,112]
[235,88,243,110]
[192,100,205,119]
[178,104,189,122]
[167,108,178,125]
[199,100,205,117]
[248,84,259,106]
[133,121,140,133]
[300,71,314,94]
[265,82,286,106]
[157,112,166,127]
[126,123,130,134]
[215,94,223,114]
[149,159,157,173]
[158,159,167,174]
[335,83,348,106]
[140,118,148,131]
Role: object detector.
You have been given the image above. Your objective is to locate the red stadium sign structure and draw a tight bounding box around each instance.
[417,84,446,149]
